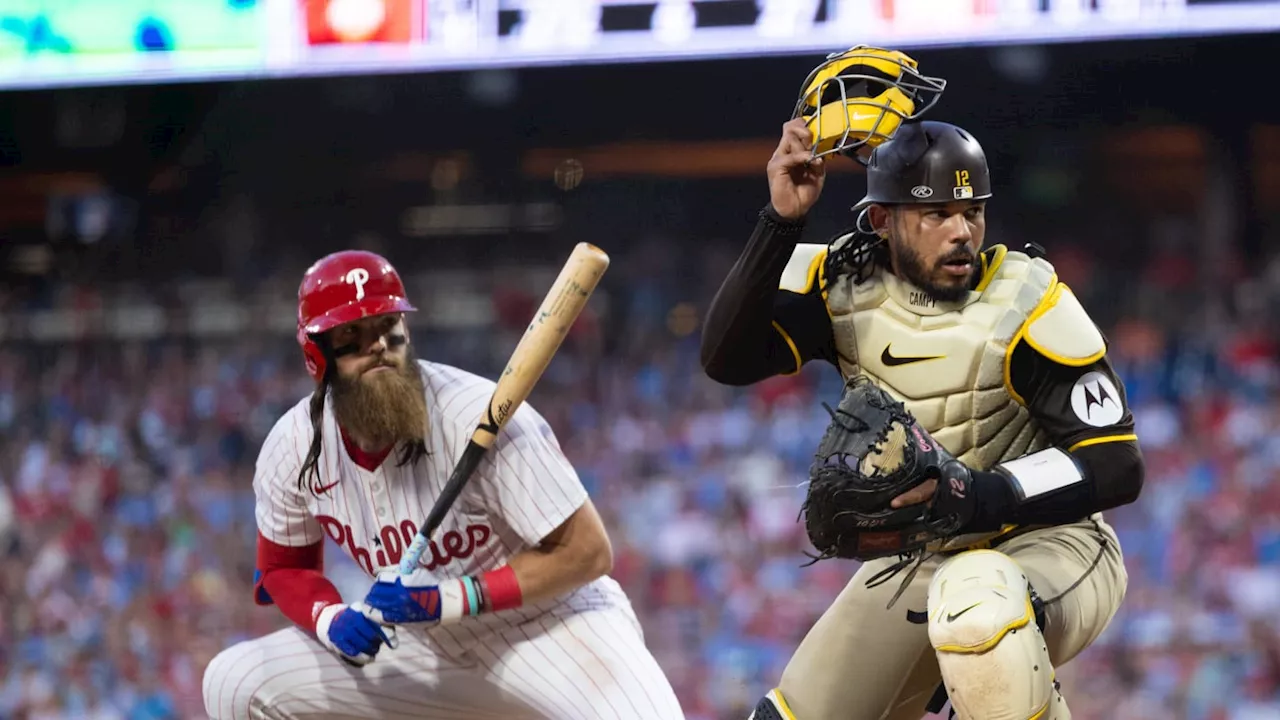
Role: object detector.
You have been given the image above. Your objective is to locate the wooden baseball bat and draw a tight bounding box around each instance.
[399,242,611,574]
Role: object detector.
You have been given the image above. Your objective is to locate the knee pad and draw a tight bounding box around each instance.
[927,550,1067,720]
[747,689,797,720]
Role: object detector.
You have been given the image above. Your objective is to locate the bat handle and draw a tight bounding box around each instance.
[399,531,434,575]
[398,510,447,575]
[397,441,487,574]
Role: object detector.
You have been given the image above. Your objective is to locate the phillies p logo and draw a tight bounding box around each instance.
[345,268,370,300]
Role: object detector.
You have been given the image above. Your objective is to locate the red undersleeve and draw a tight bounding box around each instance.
[255,532,343,634]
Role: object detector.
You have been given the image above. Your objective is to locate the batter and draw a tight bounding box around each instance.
[202,250,684,720]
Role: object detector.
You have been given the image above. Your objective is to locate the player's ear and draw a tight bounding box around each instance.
[867,204,892,237]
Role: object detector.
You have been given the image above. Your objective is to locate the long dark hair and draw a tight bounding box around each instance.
[823,213,891,288]
[296,367,332,495]
[295,337,429,495]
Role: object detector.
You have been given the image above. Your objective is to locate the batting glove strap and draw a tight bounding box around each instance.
[316,602,397,666]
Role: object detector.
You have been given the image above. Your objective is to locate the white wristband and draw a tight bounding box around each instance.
[314,603,346,651]
[437,577,485,624]
[995,447,1085,502]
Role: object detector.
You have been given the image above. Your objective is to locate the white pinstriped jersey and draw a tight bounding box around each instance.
[252,360,630,653]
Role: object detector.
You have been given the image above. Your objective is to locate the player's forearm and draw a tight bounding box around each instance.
[700,205,807,384]
[261,569,344,634]
[964,441,1144,531]
[504,501,613,607]
[440,539,608,620]
[505,535,612,606]
[363,505,613,625]
[475,500,613,612]
[255,534,344,633]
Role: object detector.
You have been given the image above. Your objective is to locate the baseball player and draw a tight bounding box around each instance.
[202,250,684,720]
[699,115,1144,719]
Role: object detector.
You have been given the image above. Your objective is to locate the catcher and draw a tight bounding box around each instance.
[700,46,1143,720]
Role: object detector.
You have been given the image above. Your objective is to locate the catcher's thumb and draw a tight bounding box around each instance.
[938,459,971,492]
[929,460,976,529]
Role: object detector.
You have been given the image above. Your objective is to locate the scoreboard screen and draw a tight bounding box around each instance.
[0,0,1276,90]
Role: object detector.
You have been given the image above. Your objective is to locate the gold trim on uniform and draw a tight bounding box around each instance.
[768,688,799,720]
[974,244,1007,293]
[1067,434,1138,453]
[1002,274,1060,407]
[1022,283,1106,367]
[799,249,827,296]
[773,321,804,376]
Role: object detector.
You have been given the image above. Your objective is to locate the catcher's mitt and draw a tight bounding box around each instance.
[802,376,975,563]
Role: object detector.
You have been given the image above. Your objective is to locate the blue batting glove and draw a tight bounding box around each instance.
[359,568,484,627]
[315,602,398,667]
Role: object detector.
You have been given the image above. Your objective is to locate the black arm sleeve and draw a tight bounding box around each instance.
[700,206,837,386]
[964,340,1145,531]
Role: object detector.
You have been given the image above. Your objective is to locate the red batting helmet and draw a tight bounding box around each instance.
[296,250,417,381]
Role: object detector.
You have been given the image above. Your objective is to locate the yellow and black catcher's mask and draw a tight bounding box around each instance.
[792,45,946,163]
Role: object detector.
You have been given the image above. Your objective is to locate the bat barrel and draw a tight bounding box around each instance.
[397,243,610,575]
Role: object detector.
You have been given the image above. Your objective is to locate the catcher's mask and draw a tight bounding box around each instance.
[792,45,946,164]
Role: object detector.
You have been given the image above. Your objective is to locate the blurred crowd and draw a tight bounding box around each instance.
[3,223,1280,720]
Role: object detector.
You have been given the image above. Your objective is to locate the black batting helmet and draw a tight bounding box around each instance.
[852,120,992,213]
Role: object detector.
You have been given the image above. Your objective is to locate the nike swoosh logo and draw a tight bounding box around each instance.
[312,480,340,494]
[945,603,981,623]
[881,345,945,367]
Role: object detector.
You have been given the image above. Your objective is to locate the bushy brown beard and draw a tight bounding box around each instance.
[330,346,428,450]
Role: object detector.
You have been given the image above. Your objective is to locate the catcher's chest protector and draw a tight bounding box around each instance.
[817,246,1056,549]
[823,246,1055,464]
